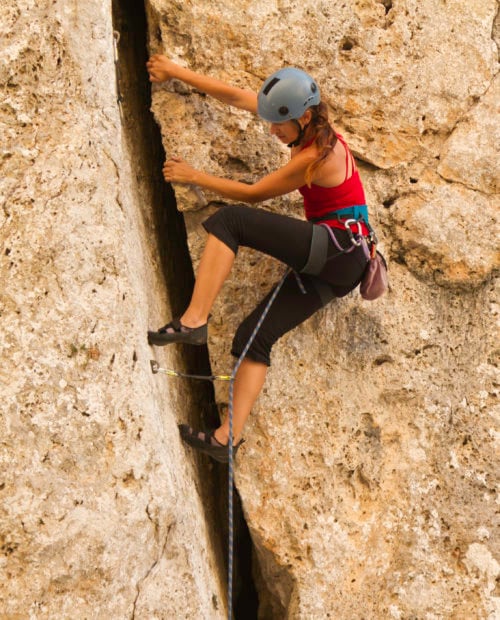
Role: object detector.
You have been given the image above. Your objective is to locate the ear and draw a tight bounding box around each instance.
[300,109,312,126]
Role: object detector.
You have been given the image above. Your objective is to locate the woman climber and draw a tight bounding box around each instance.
[146,55,374,462]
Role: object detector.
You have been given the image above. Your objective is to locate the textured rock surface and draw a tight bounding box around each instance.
[2,0,499,618]
[148,0,499,617]
[1,1,226,617]
[438,73,500,195]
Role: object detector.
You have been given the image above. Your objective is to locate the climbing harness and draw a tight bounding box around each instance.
[150,268,296,620]
[309,204,369,224]
[321,218,387,300]
[321,216,378,259]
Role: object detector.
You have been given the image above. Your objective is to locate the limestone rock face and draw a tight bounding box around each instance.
[2,0,499,617]
[438,73,500,195]
[389,182,499,289]
[148,0,499,617]
[1,1,226,617]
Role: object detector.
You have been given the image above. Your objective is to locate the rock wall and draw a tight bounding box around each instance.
[1,1,227,617]
[147,0,499,618]
[1,0,498,618]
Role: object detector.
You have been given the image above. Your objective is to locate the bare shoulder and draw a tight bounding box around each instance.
[290,142,320,162]
[310,140,349,186]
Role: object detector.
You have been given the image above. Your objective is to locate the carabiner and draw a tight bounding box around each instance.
[344,219,362,246]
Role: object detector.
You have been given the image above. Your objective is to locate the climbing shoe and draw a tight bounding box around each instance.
[178,425,245,463]
[147,318,207,346]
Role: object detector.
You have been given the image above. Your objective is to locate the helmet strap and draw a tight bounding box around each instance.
[287,120,309,148]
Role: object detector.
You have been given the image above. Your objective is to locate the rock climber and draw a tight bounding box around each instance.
[146,54,375,462]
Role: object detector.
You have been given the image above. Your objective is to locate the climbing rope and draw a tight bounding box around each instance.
[226,268,291,619]
[150,267,298,619]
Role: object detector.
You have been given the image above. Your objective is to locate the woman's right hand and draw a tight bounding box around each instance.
[146,54,180,83]
[146,55,258,113]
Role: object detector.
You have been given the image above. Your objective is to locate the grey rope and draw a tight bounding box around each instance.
[226,267,296,619]
[150,268,303,619]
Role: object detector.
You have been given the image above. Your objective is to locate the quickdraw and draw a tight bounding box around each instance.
[150,359,231,381]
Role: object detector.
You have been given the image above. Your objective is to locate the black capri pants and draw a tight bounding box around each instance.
[203,205,368,366]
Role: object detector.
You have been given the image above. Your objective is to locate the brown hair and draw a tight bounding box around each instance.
[303,102,337,187]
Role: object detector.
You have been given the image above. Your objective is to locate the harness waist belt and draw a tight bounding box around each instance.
[309,205,369,224]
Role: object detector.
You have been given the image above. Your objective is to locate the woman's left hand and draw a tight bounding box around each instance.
[162,157,198,184]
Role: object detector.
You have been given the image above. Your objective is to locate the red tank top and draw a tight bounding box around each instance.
[298,134,368,233]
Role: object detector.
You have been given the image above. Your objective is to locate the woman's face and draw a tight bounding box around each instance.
[268,110,311,144]
[269,119,299,144]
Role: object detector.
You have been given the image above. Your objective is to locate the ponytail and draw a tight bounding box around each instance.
[303,102,337,187]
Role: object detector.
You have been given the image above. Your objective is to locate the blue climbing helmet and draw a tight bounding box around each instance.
[257,67,321,123]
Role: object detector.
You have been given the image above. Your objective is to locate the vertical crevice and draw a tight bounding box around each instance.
[111,1,259,617]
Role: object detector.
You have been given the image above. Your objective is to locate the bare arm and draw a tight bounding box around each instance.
[162,151,317,204]
[146,54,257,113]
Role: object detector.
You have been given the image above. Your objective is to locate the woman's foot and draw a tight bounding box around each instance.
[178,425,244,463]
[147,318,207,346]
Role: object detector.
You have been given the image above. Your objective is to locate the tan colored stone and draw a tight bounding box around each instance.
[3,0,499,617]
[148,0,499,616]
[438,73,500,194]
[0,1,226,617]
[389,181,500,289]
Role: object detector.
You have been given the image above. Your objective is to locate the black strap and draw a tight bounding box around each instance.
[159,318,182,333]
[287,120,310,148]
[300,225,329,276]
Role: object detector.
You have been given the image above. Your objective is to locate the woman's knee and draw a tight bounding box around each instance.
[207,204,252,227]
[203,205,250,254]
[231,320,273,366]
